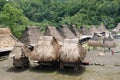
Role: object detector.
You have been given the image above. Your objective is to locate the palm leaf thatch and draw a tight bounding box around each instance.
[20,26,42,46]
[59,25,76,39]
[9,42,31,60]
[103,34,116,48]
[80,26,91,35]
[59,38,86,63]
[0,28,17,52]
[70,25,82,38]
[29,36,61,61]
[44,26,63,45]
[87,33,103,47]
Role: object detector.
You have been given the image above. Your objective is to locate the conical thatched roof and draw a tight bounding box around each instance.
[20,26,42,46]
[0,28,17,52]
[29,36,61,61]
[103,34,116,48]
[70,25,82,38]
[9,42,31,59]
[80,26,91,35]
[112,23,120,33]
[89,25,100,35]
[87,33,103,47]
[98,24,111,37]
[59,38,86,62]
[59,25,76,39]
[44,26,63,44]
[0,27,11,35]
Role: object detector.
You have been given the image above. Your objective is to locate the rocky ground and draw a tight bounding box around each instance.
[0,39,120,80]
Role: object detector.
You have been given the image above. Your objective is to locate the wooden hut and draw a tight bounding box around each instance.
[44,26,63,45]
[58,25,76,39]
[0,28,17,53]
[9,42,30,67]
[59,38,86,70]
[29,36,61,65]
[20,26,42,47]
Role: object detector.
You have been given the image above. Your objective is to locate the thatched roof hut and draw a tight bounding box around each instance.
[44,26,63,45]
[9,42,30,59]
[20,26,42,46]
[58,25,76,39]
[29,36,61,62]
[103,34,116,48]
[112,23,120,33]
[89,25,100,35]
[59,38,86,63]
[0,28,17,52]
[98,24,111,37]
[80,26,91,35]
[87,33,103,47]
[70,25,82,38]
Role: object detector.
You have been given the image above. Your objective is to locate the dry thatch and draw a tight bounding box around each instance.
[87,33,103,47]
[29,36,61,61]
[0,28,17,52]
[0,27,11,35]
[80,26,91,35]
[9,42,31,60]
[89,25,100,35]
[112,23,120,33]
[98,24,111,37]
[70,25,82,38]
[20,26,42,46]
[44,26,63,45]
[103,34,116,48]
[59,25,76,39]
[59,38,86,63]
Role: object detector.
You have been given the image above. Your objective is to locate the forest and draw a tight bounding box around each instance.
[0,0,120,38]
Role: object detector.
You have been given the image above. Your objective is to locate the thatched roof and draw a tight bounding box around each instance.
[70,25,82,38]
[0,27,11,35]
[59,38,86,62]
[98,24,111,37]
[44,26,63,44]
[112,23,120,33]
[59,25,76,39]
[29,36,61,61]
[89,25,100,35]
[20,26,42,46]
[103,34,116,48]
[9,42,31,59]
[87,33,103,47]
[80,26,91,35]
[0,28,17,52]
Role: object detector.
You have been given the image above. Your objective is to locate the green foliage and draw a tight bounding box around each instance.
[0,0,120,38]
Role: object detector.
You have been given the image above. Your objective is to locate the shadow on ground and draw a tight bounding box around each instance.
[29,65,57,73]
[6,66,29,73]
[57,65,85,76]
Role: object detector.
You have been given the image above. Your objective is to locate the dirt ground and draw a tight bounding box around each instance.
[0,39,120,80]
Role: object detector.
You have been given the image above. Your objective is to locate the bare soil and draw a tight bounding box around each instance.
[0,39,120,80]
